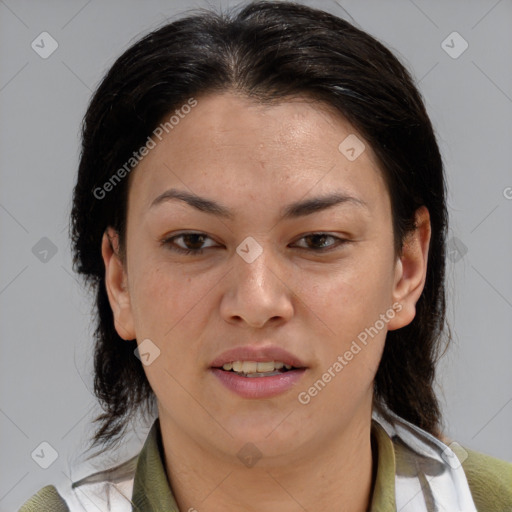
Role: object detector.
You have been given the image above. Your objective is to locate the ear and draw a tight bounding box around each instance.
[387,206,431,331]
[101,227,136,340]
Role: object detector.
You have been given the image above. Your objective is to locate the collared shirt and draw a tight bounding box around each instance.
[18,413,512,511]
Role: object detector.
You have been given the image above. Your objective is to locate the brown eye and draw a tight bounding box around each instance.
[162,232,217,255]
[161,232,349,256]
[293,233,348,252]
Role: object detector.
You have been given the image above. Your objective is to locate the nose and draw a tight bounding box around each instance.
[219,242,295,328]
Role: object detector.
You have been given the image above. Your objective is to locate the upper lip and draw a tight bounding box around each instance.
[210,345,307,368]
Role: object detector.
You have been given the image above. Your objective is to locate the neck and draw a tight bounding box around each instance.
[159,409,376,512]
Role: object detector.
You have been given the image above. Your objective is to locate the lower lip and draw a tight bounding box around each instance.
[210,368,307,399]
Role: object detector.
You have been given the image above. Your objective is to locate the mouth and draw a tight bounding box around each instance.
[209,346,308,398]
[214,360,302,378]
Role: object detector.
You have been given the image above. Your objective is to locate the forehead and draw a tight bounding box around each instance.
[127,92,388,217]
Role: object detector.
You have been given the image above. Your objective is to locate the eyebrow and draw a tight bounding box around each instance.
[149,188,368,220]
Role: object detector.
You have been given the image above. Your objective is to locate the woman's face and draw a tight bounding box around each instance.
[102,91,429,461]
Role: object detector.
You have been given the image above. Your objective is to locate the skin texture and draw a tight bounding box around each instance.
[101,91,431,512]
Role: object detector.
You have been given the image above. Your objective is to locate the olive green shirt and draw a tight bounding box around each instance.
[18,418,512,511]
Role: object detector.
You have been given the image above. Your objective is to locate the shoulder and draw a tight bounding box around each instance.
[17,453,139,512]
[18,484,69,512]
[16,421,160,512]
[453,443,512,511]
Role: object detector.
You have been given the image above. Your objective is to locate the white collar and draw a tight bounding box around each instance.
[54,409,477,511]
[373,406,477,511]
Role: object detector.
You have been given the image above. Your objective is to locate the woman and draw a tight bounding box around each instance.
[19,1,512,511]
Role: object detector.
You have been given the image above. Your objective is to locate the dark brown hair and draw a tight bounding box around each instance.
[70,0,450,457]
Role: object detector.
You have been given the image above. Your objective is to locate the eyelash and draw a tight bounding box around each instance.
[161,232,349,256]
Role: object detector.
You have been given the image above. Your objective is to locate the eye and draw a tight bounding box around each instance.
[161,232,218,255]
[292,233,348,252]
[161,231,349,256]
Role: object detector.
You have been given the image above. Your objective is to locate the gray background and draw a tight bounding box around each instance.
[1,0,511,510]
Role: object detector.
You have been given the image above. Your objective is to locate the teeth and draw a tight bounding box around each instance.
[221,360,293,373]
[256,361,275,373]
[244,361,258,373]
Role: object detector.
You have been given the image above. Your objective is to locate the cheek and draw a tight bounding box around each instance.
[298,267,391,407]
[130,264,202,336]
[292,250,395,393]
[128,255,228,376]
[297,252,395,330]
[128,263,209,398]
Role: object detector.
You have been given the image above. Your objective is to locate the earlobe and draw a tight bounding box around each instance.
[101,228,136,340]
[387,206,431,331]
